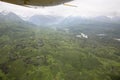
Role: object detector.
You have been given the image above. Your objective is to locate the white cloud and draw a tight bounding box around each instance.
[0,0,120,18]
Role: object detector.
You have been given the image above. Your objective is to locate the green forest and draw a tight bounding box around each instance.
[0,14,120,80]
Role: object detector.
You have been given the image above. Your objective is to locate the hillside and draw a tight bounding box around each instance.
[28,15,62,26]
[0,13,120,80]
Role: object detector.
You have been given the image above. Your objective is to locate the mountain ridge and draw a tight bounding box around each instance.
[1,12,120,27]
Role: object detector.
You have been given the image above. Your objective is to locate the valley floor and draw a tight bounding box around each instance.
[0,25,120,80]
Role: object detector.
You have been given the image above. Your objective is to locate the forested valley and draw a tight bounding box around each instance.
[0,13,120,80]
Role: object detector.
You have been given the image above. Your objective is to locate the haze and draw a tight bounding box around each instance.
[0,0,120,18]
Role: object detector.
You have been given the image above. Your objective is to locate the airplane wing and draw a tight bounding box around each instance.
[0,0,73,6]
[63,3,77,7]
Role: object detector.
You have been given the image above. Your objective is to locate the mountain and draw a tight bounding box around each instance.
[111,16,120,23]
[58,16,120,27]
[0,12,36,28]
[0,12,120,80]
[58,16,88,27]
[0,12,24,23]
[90,16,111,22]
[28,15,63,26]
[56,16,120,39]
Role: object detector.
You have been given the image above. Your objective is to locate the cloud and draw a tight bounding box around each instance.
[0,0,120,17]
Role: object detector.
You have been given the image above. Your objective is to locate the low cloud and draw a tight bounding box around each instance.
[0,0,120,17]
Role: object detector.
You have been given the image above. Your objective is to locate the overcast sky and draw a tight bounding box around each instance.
[0,0,120,18]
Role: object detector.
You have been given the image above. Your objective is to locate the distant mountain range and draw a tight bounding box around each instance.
[28,14,120,27]
[58,16,120,27]
[0,12,120,27]
[0,12,120,42]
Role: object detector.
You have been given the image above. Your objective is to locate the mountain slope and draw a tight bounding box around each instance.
[28,15,62,26]
[0,12,120,80]
[0,12,36,28]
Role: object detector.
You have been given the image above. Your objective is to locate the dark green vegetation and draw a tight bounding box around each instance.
[0,13,120,80]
